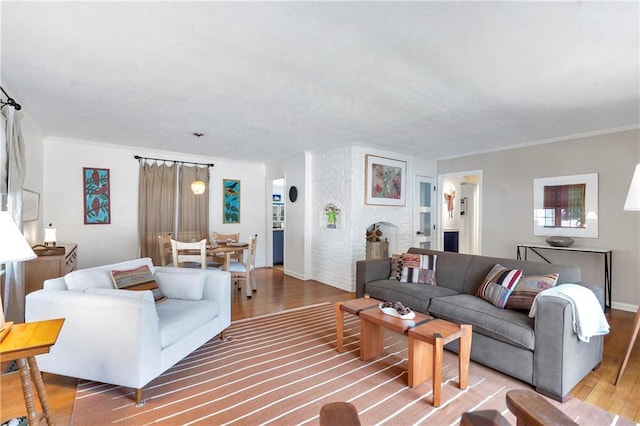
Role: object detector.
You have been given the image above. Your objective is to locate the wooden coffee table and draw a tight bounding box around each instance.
[334,297,382,352]
[408,319,472,407]
[358,307,432,361]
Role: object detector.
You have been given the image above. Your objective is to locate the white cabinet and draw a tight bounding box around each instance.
[273,203,284,228]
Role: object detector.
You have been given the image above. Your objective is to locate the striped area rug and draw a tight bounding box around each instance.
[72,303,633,425]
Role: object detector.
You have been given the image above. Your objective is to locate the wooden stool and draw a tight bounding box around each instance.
[506,389,577,426]
[408,319,472,406]
[334,297,381,352]
[461,410,510,426]
[319,402,361,426]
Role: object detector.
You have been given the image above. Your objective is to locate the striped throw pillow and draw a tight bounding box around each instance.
[389,254,403,280]
[475,264,522,309]
[505,273,559,310]
[400,253,437,285]
[111,265,166,304]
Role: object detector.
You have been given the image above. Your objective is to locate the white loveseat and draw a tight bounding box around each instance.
[25,258,231,405]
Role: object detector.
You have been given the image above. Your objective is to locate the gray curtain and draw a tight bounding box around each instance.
[1,107,27,322]
[138,162,176,264]
[178,165,209,242]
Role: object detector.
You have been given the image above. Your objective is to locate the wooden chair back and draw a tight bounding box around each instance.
[170,239,207,269]
[213,232,240,243]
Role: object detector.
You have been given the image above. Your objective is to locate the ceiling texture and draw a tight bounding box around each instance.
[1,1,638,163]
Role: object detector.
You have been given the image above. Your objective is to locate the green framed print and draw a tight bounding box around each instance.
[223,179,240,223]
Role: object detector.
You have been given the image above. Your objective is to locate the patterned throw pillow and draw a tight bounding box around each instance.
[389,254,403,280]
[400,253,437,285]
[111,265,166,304]
[475,264,522,309]
[505,273,559,310]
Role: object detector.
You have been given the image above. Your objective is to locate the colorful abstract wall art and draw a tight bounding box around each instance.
[223,179,241,223]
[83,167,111,224]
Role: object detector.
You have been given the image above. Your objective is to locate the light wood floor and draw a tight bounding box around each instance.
[1,267,639,424]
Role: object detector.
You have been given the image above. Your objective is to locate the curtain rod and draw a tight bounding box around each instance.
[134,155,214,168]
[0,86,22,110]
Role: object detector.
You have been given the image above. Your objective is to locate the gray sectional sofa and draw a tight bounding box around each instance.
[356,247,604,402]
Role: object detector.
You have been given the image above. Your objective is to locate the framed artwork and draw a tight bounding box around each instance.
[533,173,598,238]
[223,179,241,223]
[365,154,406,206]
[23,189,39,222]
[83,167,111,224]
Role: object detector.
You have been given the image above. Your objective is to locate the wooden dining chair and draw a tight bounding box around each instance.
[224,234,258,298]
[170,239,207,269]
[157,233,173,266]
[212,232,241,262]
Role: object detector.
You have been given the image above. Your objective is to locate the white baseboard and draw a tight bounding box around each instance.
[611,301,639,313]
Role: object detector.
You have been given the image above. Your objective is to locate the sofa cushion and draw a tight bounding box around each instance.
[475,264,522,308]
[400,253,437,285]
[505,273,559,310]
[155,271,205,301]
[65,258,155,291]
[365,279,458,314]
[156,299,220,348]
[429,294,535,350]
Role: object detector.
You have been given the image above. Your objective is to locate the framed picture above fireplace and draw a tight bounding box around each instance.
[365,154,406,206]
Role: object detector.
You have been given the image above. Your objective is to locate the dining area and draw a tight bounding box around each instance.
[157,232,258,298]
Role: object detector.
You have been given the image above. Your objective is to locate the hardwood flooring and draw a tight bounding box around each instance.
[1,267,638,424]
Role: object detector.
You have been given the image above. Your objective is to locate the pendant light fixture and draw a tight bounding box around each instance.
[191,132,206,195]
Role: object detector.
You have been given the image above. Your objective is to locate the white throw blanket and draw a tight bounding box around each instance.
[529,283,610,342]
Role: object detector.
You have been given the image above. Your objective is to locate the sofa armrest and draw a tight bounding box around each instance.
[155,266,232,328]
[356,258,391,298]
[533,295,604,401]
[25,289,162,389]
[575,281,605,310]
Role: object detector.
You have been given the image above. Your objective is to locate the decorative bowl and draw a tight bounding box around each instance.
[379,303,415,320]
[545,236,575,247]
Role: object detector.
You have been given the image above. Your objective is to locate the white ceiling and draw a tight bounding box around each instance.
[2,1,638,163]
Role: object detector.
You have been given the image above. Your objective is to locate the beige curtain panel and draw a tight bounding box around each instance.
[178,165,209,242]
[138,162,176,264]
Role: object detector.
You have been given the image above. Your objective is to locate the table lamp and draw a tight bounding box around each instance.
[0,211,37,341]
[615,163,640,385]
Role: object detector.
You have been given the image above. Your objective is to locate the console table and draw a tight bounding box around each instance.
[516,244,612,309]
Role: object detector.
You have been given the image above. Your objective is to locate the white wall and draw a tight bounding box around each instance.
[311,145,436,291]
[43,137,266,269]
[437,129,640,311]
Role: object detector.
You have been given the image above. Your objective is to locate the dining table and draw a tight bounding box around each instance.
[206,241,248,271]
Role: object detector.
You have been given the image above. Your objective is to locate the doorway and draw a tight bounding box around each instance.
[413,176,435,249]
[271,178,285,270]
[437,171,482,254]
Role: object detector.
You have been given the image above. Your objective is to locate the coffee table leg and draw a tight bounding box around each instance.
[360,318,384,361]
[433,335,444,407]
[335,302,344,352]
[408,335,434,388]
[459,324,472,390]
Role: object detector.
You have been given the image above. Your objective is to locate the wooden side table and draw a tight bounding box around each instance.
[408,319,472,407]
[0,318,64,426]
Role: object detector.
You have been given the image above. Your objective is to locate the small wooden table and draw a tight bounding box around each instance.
[358,308,432,362]
[334,297,382,352]
[0,318,65,426]
[408,319,472,407]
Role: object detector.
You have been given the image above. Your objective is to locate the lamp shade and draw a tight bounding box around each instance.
[0,211,36,263]
[191,180,206,195]
[624,163,640,211]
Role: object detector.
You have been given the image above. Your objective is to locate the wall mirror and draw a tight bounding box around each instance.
[533,173,598,238]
